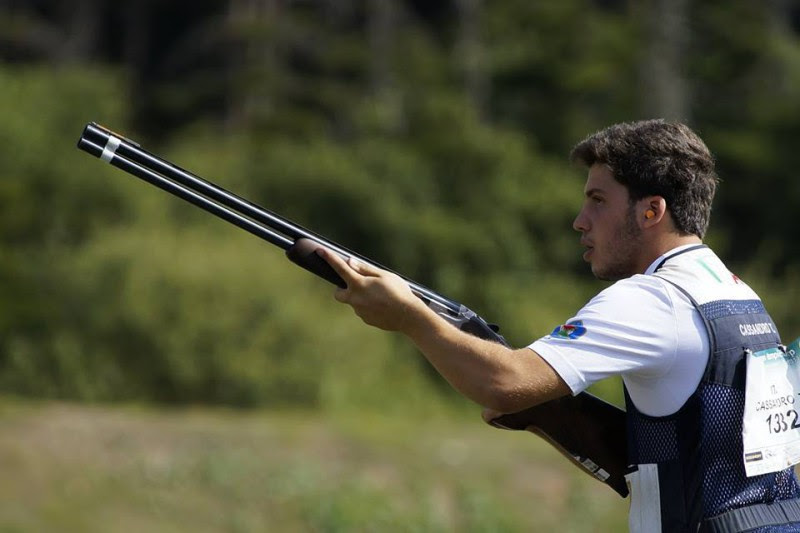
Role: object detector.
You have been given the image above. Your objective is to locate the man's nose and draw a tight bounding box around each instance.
[573,209,589,232]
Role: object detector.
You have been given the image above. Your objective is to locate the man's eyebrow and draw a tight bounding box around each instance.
[584,188,605,197]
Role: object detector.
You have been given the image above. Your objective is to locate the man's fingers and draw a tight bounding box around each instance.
[318,247,382,280]
[346,256,381,276]
[333,287,349,303]
[317,247,361,285]
[481,407,504,424]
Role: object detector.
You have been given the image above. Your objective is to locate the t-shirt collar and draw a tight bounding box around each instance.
[644,243,708,275]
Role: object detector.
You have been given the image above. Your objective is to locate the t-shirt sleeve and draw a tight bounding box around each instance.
[530,275,679,395]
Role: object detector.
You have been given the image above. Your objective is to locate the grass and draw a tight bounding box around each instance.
[0,399,628,532]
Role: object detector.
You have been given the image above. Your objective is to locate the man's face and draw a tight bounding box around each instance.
[573,164,643,281]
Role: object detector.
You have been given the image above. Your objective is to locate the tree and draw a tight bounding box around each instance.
[638,0,690,121]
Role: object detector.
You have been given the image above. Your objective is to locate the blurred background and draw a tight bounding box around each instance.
[1,0,800,530]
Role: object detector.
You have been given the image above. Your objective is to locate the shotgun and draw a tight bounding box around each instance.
[77,122,630,497]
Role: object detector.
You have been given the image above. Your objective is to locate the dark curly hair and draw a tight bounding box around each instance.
[570,119,718,238]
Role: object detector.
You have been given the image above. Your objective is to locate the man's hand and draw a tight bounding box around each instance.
[316,247,429,334]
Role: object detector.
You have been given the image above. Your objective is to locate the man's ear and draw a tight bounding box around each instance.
[640,197,667,228]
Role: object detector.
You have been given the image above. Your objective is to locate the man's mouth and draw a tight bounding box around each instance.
[580,240,593,261]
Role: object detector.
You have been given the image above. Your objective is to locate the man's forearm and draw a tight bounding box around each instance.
[401,301,571,412]
[317,248,571,412]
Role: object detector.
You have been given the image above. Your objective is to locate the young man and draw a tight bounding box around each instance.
[318,120,800,532]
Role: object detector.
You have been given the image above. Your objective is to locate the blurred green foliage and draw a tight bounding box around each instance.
[1,0,799,411]
[0,63,597,409]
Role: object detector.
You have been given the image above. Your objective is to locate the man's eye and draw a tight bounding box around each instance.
[591,196,604,204]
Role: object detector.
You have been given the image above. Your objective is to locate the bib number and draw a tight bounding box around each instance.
[742,337,800,477]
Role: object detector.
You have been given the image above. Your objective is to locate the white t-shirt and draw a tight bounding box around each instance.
[530,245,712,417]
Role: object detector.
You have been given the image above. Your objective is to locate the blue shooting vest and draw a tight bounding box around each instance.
[624,245,800,532]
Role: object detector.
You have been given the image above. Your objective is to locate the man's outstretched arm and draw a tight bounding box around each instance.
[318,248,571,413]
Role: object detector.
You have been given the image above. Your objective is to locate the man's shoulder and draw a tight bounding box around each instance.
[653,248,761,304]
[587,275,675,315]
[594,274,673,301]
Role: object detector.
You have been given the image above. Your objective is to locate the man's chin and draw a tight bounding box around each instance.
[591,263,631,282]
[590,265,606,280]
